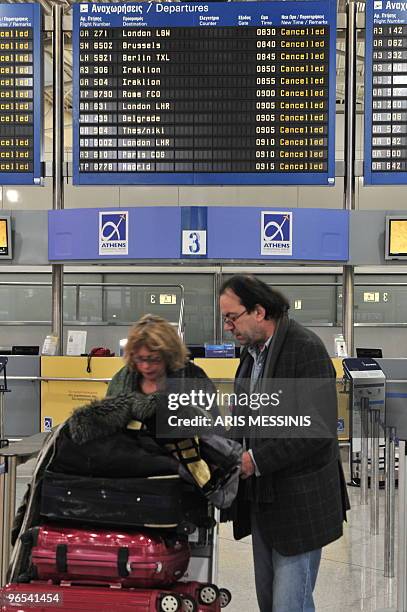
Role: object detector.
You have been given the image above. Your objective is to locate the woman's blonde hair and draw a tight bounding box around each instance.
[125,314,188,372]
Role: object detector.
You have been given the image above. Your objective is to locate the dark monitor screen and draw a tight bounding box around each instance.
[187,345,206,360]
[11,346,39,356]
[356,348,383,359]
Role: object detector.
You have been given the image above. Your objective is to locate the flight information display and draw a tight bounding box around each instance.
[0,4,42,185]
[365,2,407,184]
[73,1,336,185]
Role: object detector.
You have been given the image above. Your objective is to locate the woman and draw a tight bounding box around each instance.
[107,314,218,414]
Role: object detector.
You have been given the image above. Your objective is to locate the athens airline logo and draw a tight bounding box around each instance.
[261,211,292,256]
[99,211,128,256]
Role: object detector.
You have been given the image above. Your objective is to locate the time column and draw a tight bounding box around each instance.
[78,27,118,173]
[253,26,278,172]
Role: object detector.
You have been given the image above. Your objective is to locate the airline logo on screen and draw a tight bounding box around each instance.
[261,211,293,257]
[99,211,128,256]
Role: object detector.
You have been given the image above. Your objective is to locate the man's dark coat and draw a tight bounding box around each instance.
[231,314,350,556]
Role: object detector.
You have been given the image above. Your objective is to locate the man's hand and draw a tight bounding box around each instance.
[240,451,255,479]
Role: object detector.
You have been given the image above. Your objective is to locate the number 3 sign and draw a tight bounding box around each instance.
[182,230,207,256]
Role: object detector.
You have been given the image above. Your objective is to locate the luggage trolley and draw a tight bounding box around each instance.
[6,433,232,612]
[184,507,232,608]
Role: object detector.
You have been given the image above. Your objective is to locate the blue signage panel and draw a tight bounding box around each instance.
[48,206,348,262]
[207,207,348,260]
[365,2,407,184]
[48,207,181,260]
[73,1,336,186]
[0,4,42,185]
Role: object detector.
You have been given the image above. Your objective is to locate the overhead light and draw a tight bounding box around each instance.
[6,190,19,203]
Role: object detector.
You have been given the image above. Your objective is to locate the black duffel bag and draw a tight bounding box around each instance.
[49,424,179,478]
[40,471,212,535]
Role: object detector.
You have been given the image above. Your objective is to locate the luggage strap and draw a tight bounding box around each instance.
[56,544,68,574]
[165,437,201,465]
[118,547,129,578]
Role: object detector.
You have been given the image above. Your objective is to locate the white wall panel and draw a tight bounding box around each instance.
[64,184,120,208]
[119,186,179,206]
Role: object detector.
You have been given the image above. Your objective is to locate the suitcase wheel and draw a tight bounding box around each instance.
[159,593,183,612]
[198,584,220,606]
[219,588,232,608]
[181,596,197,612]
[178,521,196,535]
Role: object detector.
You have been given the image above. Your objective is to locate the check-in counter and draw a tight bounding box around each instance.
[40,356,124,431]
[0,355,40,437]
[39,356,348,440]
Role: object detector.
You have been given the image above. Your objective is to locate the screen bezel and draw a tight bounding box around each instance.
[0,215,12,260]
[385,216,407,260]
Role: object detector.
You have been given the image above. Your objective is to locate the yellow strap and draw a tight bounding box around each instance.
[126,420,142,430]
[187,460,211,487]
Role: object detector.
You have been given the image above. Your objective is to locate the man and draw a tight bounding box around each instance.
[219,275,349,612]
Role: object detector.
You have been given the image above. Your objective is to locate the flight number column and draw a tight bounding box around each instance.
[254,26,329,173]
[0,27,34,174]
[371,24,407,172]
[78,28,118,173]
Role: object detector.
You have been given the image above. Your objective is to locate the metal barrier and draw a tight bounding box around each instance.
[358,397,397,584]
[360,396,369,506]
[397,441,407,612]
[0,433,47,587]
[370,408,381,536]
[384,426,396,579]
[378,438,407,612]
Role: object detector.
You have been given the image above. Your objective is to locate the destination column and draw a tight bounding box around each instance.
[118,26,175,173]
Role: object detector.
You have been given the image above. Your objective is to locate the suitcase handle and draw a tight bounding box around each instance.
[117,548,162,577]
[127,561,163,574]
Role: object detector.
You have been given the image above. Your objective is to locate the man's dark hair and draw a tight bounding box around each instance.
[220,275,290,320]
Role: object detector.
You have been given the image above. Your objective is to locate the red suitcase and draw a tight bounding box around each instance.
[171,580,232,611]
[21,525,190,588]
[0,583,184,612]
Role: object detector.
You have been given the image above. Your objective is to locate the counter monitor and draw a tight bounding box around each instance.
[386,216,407,259]
[0,215,12,259]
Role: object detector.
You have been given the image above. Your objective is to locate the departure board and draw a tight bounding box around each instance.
[0,4,42,185]
[73,1,336,186]
[365,2,407,184]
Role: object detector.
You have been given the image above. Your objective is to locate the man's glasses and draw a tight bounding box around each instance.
[222,309,248,327]
[133,355,163,365]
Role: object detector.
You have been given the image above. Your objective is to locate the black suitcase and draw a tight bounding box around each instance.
[40,471,212,534]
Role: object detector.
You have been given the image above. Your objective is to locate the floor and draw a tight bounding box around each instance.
[217,461,398,612]
[14,452,398,612]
